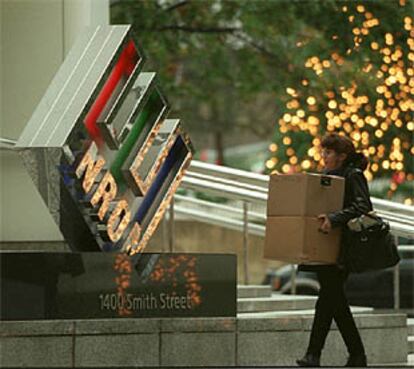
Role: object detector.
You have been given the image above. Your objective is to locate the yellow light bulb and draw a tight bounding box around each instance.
[352,132,361,141]
[301,160,311,170]
[328,100,337,109]
[283,113,292,122]
[308,116,319,126]
[385,33,394,46]
[286,148,295,156]
[282,164,291,173]
[269,143,278,152]
[266,160,275,169]
[322,60,331,68]
[357,5,365,13]
[286,87,296,95]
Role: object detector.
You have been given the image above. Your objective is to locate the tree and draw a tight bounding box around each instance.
[264,0,414,203]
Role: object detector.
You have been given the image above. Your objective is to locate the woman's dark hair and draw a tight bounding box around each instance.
[321,133,369,170]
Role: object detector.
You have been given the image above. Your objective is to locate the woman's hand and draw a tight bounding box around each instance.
[318,214,332,234]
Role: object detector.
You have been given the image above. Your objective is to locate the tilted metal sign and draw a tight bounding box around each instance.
[16,26,194,253]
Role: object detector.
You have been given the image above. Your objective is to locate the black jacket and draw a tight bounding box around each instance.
[327,165,373,229]
[299,162,373,272]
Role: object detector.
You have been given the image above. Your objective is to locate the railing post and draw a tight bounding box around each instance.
[291,264,297,295]
[243,201,249,285]
[168,197,175,253]
[393,235,400,310]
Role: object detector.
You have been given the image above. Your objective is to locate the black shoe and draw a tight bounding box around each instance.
[345,353,367,367]
[296,353,321,367]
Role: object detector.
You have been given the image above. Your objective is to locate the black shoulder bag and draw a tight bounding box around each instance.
[344,211,400,273]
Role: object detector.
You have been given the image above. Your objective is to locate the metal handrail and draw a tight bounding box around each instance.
[174,194,414,238]
[371,197,414,216]
[186,171,267,194]
[187,160,414,216]
[173,205,265,237]
[181,165,414,237]
[174,194,265,222]
[182,175,268,203]
[189,160,269,187]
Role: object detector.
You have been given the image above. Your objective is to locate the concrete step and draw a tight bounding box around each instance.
[237,305,373,319]
[409,353,414,366]
[409,336,414,354]
[372,353,414,367]
[237,285,272,298]
[408,318,414,335]
[238,293,316,313]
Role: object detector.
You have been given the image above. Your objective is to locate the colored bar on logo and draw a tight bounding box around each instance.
[134,135,188,224]
[84,40,141,142]
[127,119,180,194]
[110,86,169,193]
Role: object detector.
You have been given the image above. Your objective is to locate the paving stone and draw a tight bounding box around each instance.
[318,327,407,366]
[74,333,159,367]
[237,331,305,366]
[353,313,406,329]
[1,336,72,367]
[161,332,235,366]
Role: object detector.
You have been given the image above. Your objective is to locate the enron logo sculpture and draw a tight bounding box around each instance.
[16,26,194,254]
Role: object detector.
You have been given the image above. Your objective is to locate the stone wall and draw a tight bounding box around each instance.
[1,314,408,367]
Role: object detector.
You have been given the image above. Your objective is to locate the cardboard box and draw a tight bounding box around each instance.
[264,173,345,264]
[264,216,341,264]
[267,173,345,216]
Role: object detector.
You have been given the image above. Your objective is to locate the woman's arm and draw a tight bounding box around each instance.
[327,169,372,228]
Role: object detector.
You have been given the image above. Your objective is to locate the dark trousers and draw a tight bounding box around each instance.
[307,267,365,356]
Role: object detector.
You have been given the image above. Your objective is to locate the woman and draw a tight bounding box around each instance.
[296,133,372,367]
